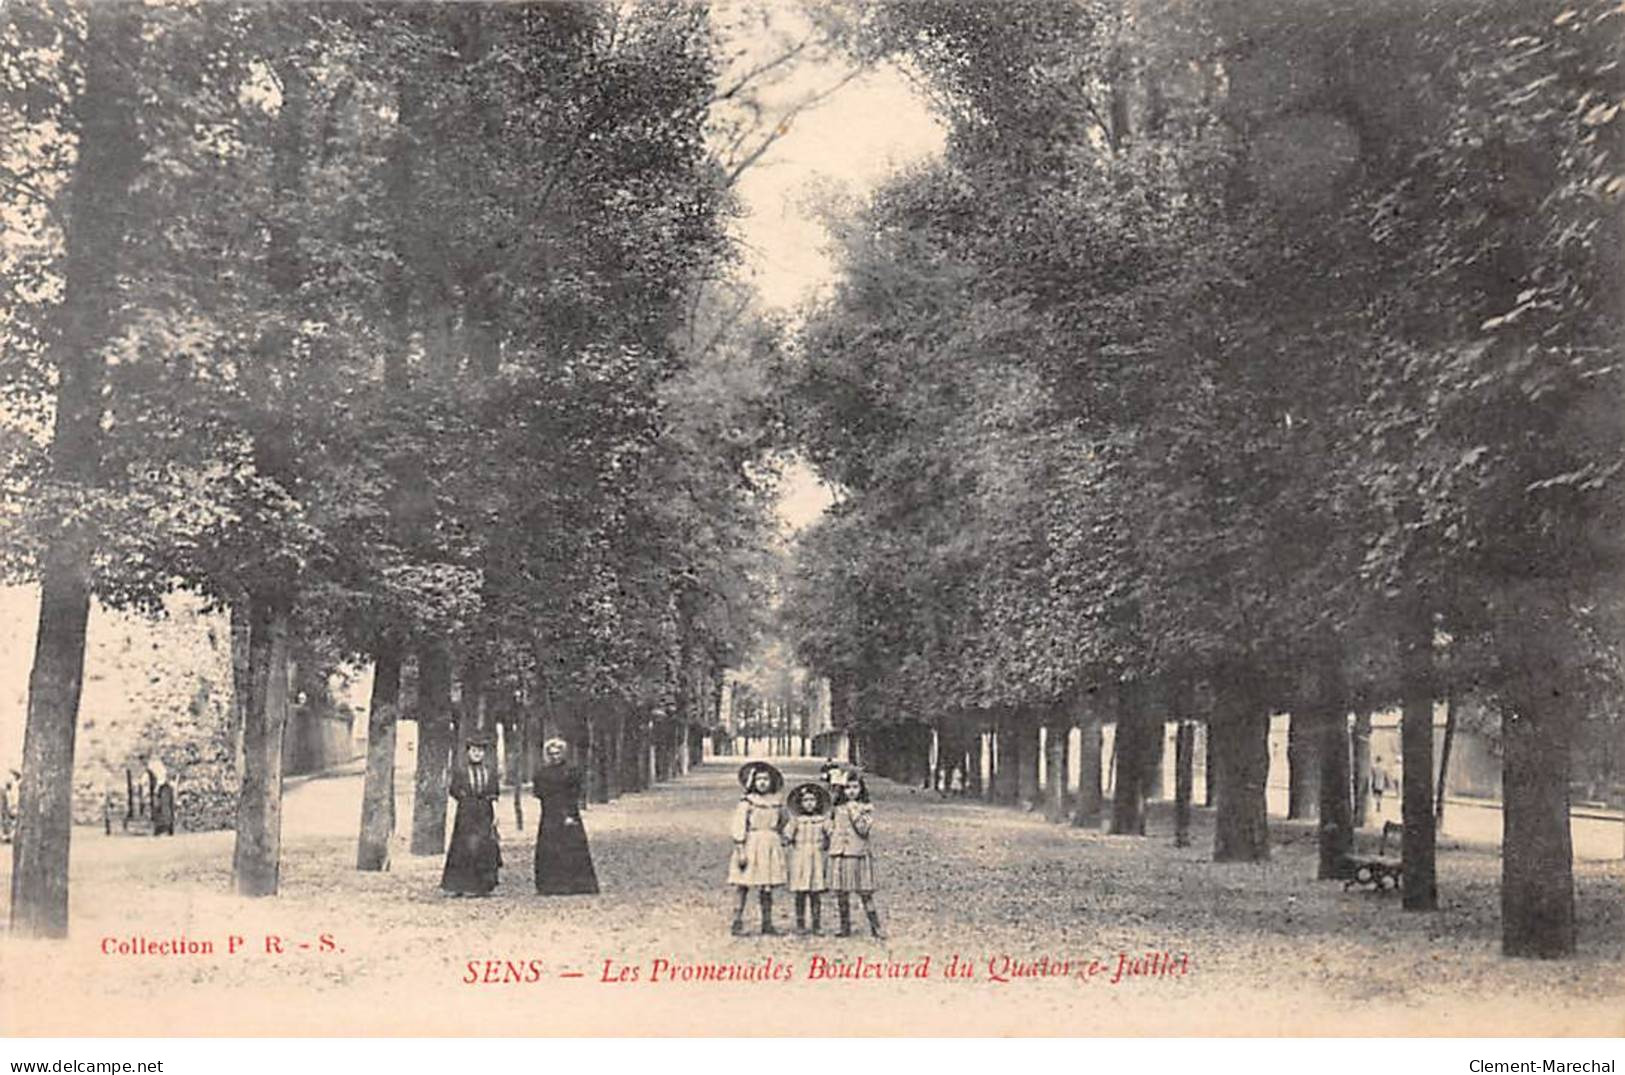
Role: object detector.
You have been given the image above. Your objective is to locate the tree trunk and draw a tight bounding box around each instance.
[1212,671,1269,862]
[635,715,653,791]
[653,720,671,782]
[7,5,144,940]
[231,594,293,896]
[9,559,94,937]
[1286,712,1319,820]
[1071,712,1103,827]
[993,714,1018,804]
[1203,718,1217,807]
[607,705,623,800]
[229,604,252,776]
[1017,711,1041,809]
[1312,650,1353,880]
[409,642,454,856]
[1351,709,1372,828]
[1399,605,1438,910]
[1144,705,1167,801]
[508,706,526,831]
[1110,683,1153,836]
[1497,587,1577,958]
[231,48,309,896]
[588,704,611,803]
[1174,721,1195,847]
[1436,688,1457,824]
[1045,717,1068,822]
[355,643,402,871]
[1501,701,1576,957]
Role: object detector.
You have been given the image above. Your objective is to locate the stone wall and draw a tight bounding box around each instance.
[0,586,240,830]
[2,585,365,831]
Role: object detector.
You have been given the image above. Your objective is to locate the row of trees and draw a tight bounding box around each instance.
[2,2,787,936]
[784,0,1623,957]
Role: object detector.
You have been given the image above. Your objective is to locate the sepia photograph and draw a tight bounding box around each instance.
[0,0,1622,1051]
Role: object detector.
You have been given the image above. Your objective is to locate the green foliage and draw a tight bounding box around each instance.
[1,1,777,723]
[784,0,1624,733]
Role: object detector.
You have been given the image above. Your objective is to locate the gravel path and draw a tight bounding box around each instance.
[2,757,1620,1036]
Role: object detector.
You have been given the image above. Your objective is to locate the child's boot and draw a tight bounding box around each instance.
[794,893,808,934]
[866,907,885,939]
[760,890,779,936]
[810,893,823,935]
[730,907,745,936]
[836,893,852,937]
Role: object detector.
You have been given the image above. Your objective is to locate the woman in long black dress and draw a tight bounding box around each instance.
[533,737,599,895]
[441,737,502,897]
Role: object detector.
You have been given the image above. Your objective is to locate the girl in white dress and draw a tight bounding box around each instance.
[728,762,788,935]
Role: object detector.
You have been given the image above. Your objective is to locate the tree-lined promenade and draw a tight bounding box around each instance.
[782,0,1623,959]
[3,0,1621,976]
[1,760,1620,1035]
[3,2,780,935]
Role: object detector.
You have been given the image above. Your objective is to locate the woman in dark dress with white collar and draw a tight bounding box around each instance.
[442,737,502,897]
[533,737,600,895]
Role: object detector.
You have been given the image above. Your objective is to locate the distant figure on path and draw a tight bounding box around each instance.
[533,737,599,895]
[442,737,502,897]
[1371,757,1393,817]
[145,755,175,836]
[728,761,788,935]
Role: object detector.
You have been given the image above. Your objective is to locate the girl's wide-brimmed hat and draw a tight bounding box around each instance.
[787,782,831,815]
[464,733,494,748]
[736,761,784,793]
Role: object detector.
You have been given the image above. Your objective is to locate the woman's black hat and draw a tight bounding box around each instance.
[787,782,831,816]
[737,761,784,793]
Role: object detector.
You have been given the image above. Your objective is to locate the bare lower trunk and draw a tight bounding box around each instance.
[973,730,988,800]
[993,714,1017,804]
[1436,689,1457,823]
[9,556,93,937]
[1501,702,1575,957]
[510,707,527,831]
[1045,718,1067,822]
[232,594,293,896]
[1071,713,1103,826]
[589,703,611,803]
[1286,712,1319,819]
[1144,703,1166,801]
[1017,711,1041,809]
[1497,589,1576,958]
[634,714,653,791]
[1110,683,1153,836]
[1173,721,1195,847]
[229,603,251,775]
[1212,670,1269,862]
[1203,717,1217,808]
[1399,605,1438,910]
[607,705,623,800]
[1313,650,1353,879]
[409,641,454,856]
[355,643,402,871]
